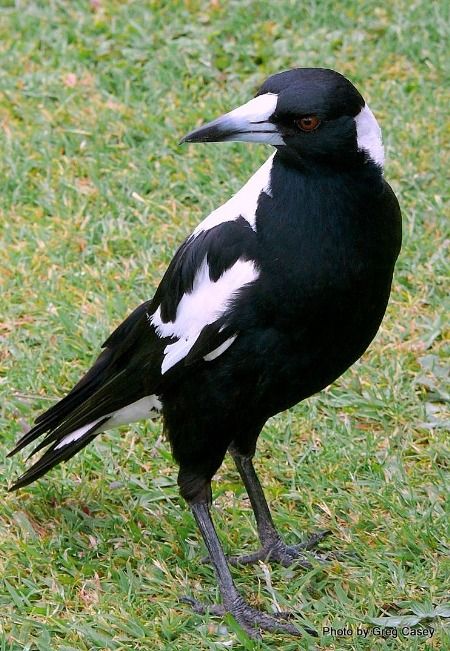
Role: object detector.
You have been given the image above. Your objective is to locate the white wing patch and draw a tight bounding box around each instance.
[203,335,238,362]
[355,103,384,168]
[54,395,162,450]
[193,153,275,236]
[151,258,259,373]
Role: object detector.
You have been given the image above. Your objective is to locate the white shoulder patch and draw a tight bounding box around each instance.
[355,104,384,168]
[151,258,258,373]
[194,153,275,236]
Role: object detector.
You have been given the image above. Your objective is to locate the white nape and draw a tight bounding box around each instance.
[194,153,275,235]
[54,395,162,450]
[355,104,384,168]
[151,258,258,373]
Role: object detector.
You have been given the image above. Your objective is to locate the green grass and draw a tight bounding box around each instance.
[1,0,449,649]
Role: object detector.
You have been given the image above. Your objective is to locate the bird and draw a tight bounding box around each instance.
[8,67,402,639]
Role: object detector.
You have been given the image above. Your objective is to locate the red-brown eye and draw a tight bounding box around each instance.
[295,116,321,131]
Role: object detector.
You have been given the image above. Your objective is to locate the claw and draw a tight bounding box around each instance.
[180,595,225,617]
[181,594,317,638]
[202,530,336,568]
[295,529,332,550]
[227,530,334,568]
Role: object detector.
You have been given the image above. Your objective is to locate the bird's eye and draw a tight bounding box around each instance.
[295,116,321,132]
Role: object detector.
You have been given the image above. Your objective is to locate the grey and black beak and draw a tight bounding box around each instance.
[180,93,284,145]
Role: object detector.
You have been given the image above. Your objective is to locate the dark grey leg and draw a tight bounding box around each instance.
[181,500,312,639]
[229,446,331,567]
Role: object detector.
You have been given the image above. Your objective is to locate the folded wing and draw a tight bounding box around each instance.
[9,215,260,488]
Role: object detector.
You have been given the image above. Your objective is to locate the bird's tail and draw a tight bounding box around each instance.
[8,301,162,490]
[8,365,160,491]
[8,416,110,491]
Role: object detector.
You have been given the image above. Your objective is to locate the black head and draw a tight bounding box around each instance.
[181,67,384,170]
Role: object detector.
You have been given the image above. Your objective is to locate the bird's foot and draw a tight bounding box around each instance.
[227,530,334,568]
[181,595,316,640]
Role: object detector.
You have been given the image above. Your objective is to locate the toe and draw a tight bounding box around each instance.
[225,531,334,568]
[249,609,302,636]
[180,595,225,617]
[295,529,332,550]
[181,593,313,638]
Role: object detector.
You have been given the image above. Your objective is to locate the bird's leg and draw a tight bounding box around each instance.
[181,496,308,639]
[228,445,331,567]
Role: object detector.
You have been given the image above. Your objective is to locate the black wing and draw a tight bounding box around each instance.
[9,216,259,488]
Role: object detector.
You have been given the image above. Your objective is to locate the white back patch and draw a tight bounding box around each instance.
[355,104,384,168]
[194,153,275,236]
[151,258,258,373]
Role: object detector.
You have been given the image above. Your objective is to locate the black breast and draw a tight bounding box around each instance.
[236,153,402,412]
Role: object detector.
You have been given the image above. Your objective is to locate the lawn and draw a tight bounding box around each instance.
[0,1,448,650]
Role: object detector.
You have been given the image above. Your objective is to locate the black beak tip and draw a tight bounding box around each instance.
[178,123,227,145]
[179,131,208,145]
[179,127,203,145]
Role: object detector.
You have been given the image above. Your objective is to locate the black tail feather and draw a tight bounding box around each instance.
[8,348,116,458]
[33,348,112,426]
[8,418,108,491]
[8,299,161,489]
[7,421,53,458]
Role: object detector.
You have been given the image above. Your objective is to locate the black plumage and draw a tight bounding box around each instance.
[8,68,401,639]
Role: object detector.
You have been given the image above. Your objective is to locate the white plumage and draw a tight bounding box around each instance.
[151,257,259,373]
[54,395,162,450]
[355,104,384,167]
[193,153,274,236]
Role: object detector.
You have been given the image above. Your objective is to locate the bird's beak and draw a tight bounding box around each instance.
[180,93,284,145]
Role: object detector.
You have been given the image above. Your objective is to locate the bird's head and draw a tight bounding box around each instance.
[181,68,384,170]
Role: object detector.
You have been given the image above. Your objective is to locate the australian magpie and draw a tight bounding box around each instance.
[9,68,401,639]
